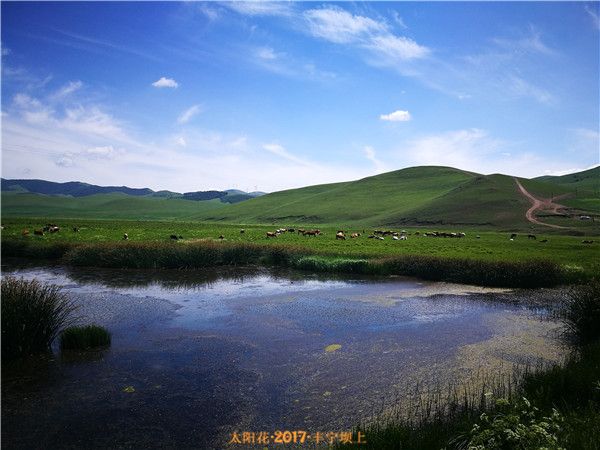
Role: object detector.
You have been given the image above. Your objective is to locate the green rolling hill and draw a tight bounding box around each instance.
[2,166,598,228]
[0,192,226,220]
[199,166,599,228]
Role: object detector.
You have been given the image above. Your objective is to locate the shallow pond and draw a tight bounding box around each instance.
[1,261,568,449]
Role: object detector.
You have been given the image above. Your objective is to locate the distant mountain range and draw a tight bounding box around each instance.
[1,178,265,203]
[1,166,598,228]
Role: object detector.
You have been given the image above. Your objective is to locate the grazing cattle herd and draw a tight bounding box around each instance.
[8,223,598,248]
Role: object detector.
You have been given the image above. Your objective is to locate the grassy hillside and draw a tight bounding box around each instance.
[0,192,225,220]
[534,166,600,213]
[199,166,598,229]
[201,166,477,225]
[535,166,600,192]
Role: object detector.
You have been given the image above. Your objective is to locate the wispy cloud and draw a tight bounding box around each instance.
[225,2,294,17]
[152,77,178,88]
[263,143,312,166]
[248,45,336,82]
[363,145,386,171]
[492,25,557,57]
[177,104,202,124]
[304,6,387,44]
[366,35,429,61]
[391,11,408,30]
[303,6,429,65]
[505,75,555,105]
[380,110,411,122]
[49,28,163,62]
[584,4,600,30]
[256,47,279,60]
[50,80,83,100]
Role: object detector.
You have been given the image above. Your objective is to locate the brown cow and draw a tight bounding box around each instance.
[336,232,346,240]
[266,231,277,238]
[303,229,320,236]
[350,233,360,238]
[34,229,44,236]
[22,229,30,236]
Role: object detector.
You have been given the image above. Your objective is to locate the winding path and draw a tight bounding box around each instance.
[514,178,567,229]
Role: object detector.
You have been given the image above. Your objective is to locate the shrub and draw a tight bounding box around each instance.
[1,276,76,361]
[560,279,600,346]
[459,397,564,450]
[60,325,111,350]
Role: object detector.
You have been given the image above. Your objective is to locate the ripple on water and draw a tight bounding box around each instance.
[1,262,568,449]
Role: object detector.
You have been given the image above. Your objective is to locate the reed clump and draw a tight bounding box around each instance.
[1,276,76,361]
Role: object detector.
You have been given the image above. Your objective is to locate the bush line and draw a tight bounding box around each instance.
[2,239,575,288]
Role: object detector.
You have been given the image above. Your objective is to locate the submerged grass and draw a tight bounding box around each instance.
[338,280,600,449]
[60,325,111,350]
[1,276,76,361]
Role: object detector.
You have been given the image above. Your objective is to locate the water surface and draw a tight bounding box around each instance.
[1,261,566,449]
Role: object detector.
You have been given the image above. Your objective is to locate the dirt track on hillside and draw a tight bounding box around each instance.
[514,178,568,229]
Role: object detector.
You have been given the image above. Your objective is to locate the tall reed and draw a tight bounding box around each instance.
[1,276,76,361]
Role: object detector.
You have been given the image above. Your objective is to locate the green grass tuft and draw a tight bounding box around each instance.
[1,276,76,361]
[60,325,111,350]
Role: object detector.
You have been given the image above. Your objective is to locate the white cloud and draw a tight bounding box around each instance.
[177,104,202,124]
[256,47,278,60]
[367,35,429,61]
[303,6,429,67]
[585,4,600,30]
[2,47,10,56]
[152,77,179,88]
[380,110,411,122]
[176,136,187,147]
[304,7,387,44]
[225,2,294,17]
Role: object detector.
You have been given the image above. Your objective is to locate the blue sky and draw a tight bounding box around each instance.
[2,1,599,192]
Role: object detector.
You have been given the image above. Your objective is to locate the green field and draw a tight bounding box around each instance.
[2,218,598,276]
